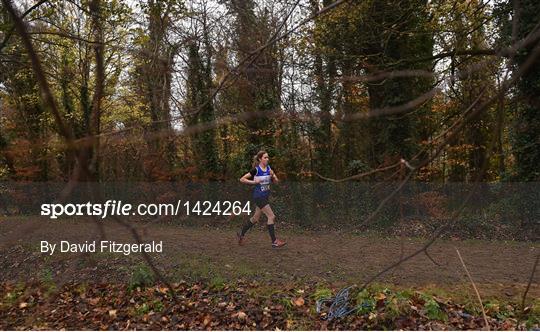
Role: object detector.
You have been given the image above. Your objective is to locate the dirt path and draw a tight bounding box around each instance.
[1,217,538,299]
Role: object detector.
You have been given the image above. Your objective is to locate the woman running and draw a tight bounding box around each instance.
[237,150,287,248]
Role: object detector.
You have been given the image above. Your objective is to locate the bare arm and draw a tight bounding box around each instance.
[240,172,260,185]
[270,169,279,183]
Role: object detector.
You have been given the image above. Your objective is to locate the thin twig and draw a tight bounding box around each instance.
[302,162,401,182]
[424,249,442,267]
[456,248,489,330]
[520,252,539,320]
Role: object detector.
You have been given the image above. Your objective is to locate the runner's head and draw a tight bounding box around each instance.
[252,150,269,168]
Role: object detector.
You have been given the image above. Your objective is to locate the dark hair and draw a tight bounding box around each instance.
[252,150,267,168]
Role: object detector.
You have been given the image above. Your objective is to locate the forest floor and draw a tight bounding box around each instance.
[1,216,539,329]
[1,216,538,298]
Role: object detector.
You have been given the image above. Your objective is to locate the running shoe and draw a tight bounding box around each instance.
[272,239,287,248]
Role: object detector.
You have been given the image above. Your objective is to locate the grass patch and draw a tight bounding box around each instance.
[209,275,226,291]
[40,267,57,296]
[129,264,155,290]
[311,286,332,302]
[2,283,25,308]
[172,252,261,283]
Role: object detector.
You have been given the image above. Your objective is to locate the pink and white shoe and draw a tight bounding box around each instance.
[272,239,287,248]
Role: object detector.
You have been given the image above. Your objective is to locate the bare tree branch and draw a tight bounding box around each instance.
[0,0,49,53]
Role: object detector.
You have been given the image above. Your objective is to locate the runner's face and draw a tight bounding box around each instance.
[260,154,269,166]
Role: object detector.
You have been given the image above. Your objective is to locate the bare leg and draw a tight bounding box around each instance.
[239,206,262,238]
[261,205,280,244]
[251,206,262,224]
[260,205,275,224]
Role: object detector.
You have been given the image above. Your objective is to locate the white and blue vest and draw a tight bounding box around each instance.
[253,165,272,199]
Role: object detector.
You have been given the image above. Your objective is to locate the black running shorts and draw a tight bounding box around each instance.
[253,196,269,209]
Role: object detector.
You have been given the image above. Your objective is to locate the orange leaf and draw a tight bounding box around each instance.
[292,297,305,306]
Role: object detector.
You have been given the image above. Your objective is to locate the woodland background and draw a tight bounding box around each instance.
[0,0,539,184]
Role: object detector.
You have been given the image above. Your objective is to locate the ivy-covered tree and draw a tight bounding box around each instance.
[364,0,434,170]
[228,0,280,158]
[133,0,184,177]
[185,41,219,178]
[512,0,540,181]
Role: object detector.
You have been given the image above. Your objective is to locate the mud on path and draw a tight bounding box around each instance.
[1,217,538,300]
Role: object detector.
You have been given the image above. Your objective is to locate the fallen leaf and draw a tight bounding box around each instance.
[203,315,211,326]
[286,319,293,328]
[233,311,247,320]
[292,297,305,306]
